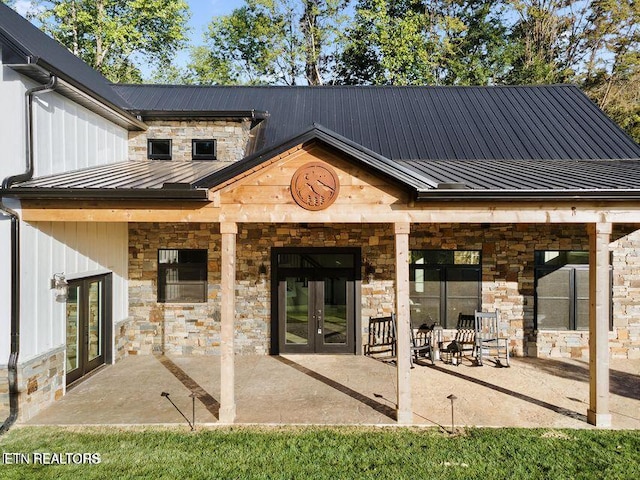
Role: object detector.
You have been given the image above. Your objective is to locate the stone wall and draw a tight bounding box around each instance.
[611,225,640,359]
[127,222,640,359]
[15,346,65,422]
[0,365,7,419]
[410,223,589,357]
[128,119,251,162]
[129,223,222,356]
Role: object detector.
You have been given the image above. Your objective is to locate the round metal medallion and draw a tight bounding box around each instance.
[290,161,340,211]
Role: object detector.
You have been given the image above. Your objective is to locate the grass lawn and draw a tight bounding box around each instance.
[1,426,638,479]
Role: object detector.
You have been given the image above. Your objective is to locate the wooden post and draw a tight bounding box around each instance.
[587,222,612,427]
[394,222,413,424]
[219,222,237,423]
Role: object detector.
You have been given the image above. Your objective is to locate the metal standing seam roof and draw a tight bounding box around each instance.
[8,160,233,199]
[112,84,640,162]
[0,3,142,129]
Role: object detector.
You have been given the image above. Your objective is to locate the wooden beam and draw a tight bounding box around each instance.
[587,222,612,428]
[219,221,237,423]
[20,200,640,224]
[395,222,413,424]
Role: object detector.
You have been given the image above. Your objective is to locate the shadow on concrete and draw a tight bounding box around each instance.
[156,355,220,419]
[518,358,640,401]
[274,356,397,421]
[430,364,588,423]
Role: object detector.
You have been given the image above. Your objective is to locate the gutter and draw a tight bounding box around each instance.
[135,109,269,122]
[416,189,640,202]
[1,75,57,434]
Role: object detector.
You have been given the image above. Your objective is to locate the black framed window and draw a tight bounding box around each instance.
[148,139,172,160]
[192,139,217,160]
[410,250,481,329]
[158,249,207,303]
[534,250,600,331]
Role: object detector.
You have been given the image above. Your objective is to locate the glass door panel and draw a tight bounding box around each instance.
[87,280,103,362]
[66,276,108,385]
[65,285,80,374]
[322,276,348,345]
[285,277,310,345]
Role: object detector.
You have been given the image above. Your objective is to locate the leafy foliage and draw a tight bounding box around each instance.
[36,0,190,83]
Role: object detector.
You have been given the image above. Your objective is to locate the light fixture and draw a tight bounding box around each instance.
[256,263,268,286]
[50,273,68,302]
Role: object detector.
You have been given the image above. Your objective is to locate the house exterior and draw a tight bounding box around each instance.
[1,3,640,428]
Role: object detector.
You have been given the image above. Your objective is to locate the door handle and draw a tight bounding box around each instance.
[317,309,322,334]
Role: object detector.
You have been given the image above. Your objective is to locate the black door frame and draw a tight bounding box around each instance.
[66,273,112,385]
[270,247,361,354]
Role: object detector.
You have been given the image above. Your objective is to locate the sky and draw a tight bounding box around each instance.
[12,0,248,76]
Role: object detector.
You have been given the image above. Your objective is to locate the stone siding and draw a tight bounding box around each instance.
[129,223,222,356]
[410,223,589,358]
[0,365,7,418]
[15,347,65,422]
[128,119,251,162]
[611,225,640,359]
[126,222,640,359]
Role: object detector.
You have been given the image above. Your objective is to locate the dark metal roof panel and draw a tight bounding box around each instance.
[112,84,640,162]
[0,4,130,109]
[16,160,231,190]
[400,158,640,190]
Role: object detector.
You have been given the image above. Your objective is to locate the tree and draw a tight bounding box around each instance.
[188,0,349,85]
[335,0,510,85]
[36,0,190,83]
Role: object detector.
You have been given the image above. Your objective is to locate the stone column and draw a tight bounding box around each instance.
[219,222,237,423]
[587,222,612,427]
[394,222,413,424]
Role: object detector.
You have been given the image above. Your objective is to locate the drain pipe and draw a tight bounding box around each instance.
[1,74,57,434]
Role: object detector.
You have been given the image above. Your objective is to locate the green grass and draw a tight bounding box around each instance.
[1,426,638,479]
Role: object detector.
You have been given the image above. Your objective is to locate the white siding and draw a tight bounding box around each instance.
[0,60,128,181]
[0,216,11,364]
[0,64,26,182]
[19,222,129,363]
[32,91,128,177]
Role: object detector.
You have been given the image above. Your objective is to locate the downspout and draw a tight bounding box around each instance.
[0,74,57,434]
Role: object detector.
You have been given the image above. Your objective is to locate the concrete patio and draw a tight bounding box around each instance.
[24,354,640,429]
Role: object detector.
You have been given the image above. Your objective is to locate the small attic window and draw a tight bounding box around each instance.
[192,139,217,160]
[148,139,172,160]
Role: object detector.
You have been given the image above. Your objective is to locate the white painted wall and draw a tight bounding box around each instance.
[1,51,131,365]
[0,61,128,181]
[0,215,11,365]
[19,221,129,363]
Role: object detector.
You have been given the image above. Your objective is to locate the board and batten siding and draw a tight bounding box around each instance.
[18,222,128,363]
[0,58,128,180]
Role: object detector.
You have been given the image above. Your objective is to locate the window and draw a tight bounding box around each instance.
[148,139,172,160]
[410,250,481,329]
[158,249,207,303]
[192,139,216,160]
[535,251,591,330]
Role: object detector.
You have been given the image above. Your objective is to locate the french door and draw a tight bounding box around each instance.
[275,249,359,354]
[65,275,110,385]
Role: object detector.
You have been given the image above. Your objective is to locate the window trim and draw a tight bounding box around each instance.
[147,139,172,160]
[192,139,217,160]
[533,250,612,331]
[157,249,208,303]
[410,249,482,329]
